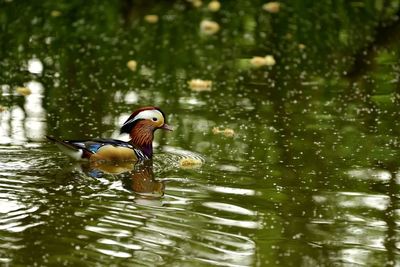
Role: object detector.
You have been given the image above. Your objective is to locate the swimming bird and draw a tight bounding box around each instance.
[46,106,172,162]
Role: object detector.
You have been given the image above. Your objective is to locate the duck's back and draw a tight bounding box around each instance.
[47,136,148,161]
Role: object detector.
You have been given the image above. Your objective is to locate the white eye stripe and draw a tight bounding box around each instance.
[123,110,163,126]
[133,110,163,121]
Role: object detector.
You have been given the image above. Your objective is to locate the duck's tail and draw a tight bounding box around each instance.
[46,135,86,160]
[46,135,79,150]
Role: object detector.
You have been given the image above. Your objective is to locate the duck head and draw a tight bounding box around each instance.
[120,106,172,158]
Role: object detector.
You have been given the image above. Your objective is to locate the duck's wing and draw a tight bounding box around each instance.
[72,138,146,161]
[46,136,145,161]
[68,138,133,153]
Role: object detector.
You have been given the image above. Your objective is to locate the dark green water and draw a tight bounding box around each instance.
[1,1,400,266]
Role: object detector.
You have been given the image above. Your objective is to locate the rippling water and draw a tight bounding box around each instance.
[0,143,260,266]
[0,90,398,266]
[0,132,398,266]
[1,0,400,266]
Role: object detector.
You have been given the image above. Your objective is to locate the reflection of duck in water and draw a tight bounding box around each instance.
[46,106,172,162]
[122,162,165,199]
[81,160,165,200]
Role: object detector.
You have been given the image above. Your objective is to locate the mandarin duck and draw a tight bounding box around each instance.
[46,106,172,162]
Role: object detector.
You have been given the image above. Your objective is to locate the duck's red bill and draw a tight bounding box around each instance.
[161,123,173,131]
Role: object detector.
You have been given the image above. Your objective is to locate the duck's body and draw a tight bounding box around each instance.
[46,136,148,161]
[47,106,172,162]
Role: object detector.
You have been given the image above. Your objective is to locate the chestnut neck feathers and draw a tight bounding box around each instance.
[128,120,155,158]
[120,107,171,159]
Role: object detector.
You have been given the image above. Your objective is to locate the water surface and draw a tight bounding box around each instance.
[0,1,399,266]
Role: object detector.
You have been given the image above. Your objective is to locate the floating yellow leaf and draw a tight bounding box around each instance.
[298,43,306,50]
[223,128,235,137]
[250,55,276,68]
[212,127,221,134]
[127,60,137,72]
[208,1,221,12]
[250,56,266,68]
[144,15,159,24]
[51,10,62,17]
[264,55,276,66]
[16,86,31,96]
[179,158,203,169]
[200,20,220,35]
[262,2,280,13]
[188,79,212,91]
[192,0,203,8]
[212,127,235,137]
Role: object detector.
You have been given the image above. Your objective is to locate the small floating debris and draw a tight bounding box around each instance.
[200,20,220,35]
[144,15,159,24]
[50,10,62,17]
[298,43,306,50]
[212,127,235,137]
[250,55,276,68]
[264,55,276,66]
[16,86,31,96]
[212,127,221,134]
[0,105,6,112]
[262,2,281,13]
[188,79,212,91]
[179,157,203,169]
[191,0,203,8]
[208,1,221,12]
[126,60,137,72]
[223,128,235,137]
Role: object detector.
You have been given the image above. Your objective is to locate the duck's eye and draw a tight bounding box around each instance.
[152,117,158,121]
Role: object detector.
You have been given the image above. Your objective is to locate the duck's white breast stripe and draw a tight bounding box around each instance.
[134,148,148,160]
